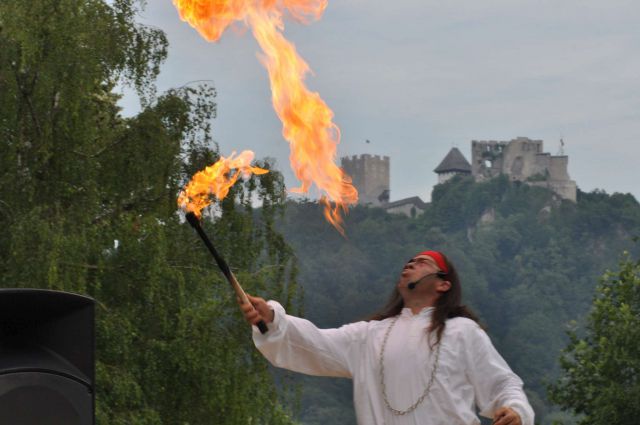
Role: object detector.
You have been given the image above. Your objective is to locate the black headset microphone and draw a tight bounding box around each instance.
[407,271,447,290]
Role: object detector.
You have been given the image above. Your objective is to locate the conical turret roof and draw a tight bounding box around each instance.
[434,147,471,173]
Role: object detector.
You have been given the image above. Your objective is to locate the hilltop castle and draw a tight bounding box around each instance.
[340,136,577,216]
[435,137,577,202]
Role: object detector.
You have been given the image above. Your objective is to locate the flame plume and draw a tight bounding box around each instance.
[178,150,268,217]
[173,0,358,234]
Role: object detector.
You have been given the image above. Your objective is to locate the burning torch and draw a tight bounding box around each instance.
[178,151,269,334]
[173,0,359,235]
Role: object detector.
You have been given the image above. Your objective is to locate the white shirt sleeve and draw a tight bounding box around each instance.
[461,321,535,425]
[251,300,367,378]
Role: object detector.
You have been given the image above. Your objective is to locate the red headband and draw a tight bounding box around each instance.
[416,250,449,274]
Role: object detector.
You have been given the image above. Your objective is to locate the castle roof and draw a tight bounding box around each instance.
[434,148,471,174]
[383,196,427,210]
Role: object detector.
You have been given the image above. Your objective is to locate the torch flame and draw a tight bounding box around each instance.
[173,0,358,234]
[178,150,268,218]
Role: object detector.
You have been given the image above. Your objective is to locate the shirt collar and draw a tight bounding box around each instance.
[400,306,435,318]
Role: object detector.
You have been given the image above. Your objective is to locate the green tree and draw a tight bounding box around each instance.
[1,1,299,423]
[549,251,640,425]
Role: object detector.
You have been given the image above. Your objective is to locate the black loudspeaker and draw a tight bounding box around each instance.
[0,289,94,425]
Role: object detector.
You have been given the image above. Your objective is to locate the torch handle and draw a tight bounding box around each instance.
[186,213,268,334]
[229,272,269,334]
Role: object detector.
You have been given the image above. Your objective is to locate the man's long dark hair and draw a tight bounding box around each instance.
[367,253,480,346]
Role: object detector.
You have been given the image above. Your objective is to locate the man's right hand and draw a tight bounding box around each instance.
[240,294,275,326]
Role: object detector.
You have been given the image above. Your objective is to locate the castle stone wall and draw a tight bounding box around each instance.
[470,137,576,202]
[534,153,551,178]
[341,154,390,206]
[471,140,505,180]
[548,156,570,181]
[385,202,423,217]
[438,171,459,184]
[503,139,544,180]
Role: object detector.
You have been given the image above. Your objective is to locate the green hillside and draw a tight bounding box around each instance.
[277,176,640,425]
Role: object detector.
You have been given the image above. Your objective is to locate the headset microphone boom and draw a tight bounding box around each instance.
[407,272,447,290]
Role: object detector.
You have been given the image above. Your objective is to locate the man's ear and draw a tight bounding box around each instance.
[436,280,451,293]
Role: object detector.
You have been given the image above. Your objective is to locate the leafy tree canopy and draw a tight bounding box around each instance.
[0,1,299,423]
[549,251,640,425]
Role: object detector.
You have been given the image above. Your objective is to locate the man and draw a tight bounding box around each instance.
[241,250,534,425]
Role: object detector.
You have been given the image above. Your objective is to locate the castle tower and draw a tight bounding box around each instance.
[341,154,390,206]
[434,147,472,184]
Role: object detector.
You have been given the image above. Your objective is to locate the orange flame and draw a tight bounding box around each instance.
[177,150,268,218]
[173,0,358,234]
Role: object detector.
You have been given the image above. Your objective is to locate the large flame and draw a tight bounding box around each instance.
[173,0,358,234]
[178,150,268,217]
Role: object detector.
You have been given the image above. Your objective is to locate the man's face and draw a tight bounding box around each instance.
[399,255,441,285]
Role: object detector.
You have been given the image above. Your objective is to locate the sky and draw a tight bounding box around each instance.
[119,0,640,203]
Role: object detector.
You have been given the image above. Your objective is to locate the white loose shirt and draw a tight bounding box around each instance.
[252,301,534,425]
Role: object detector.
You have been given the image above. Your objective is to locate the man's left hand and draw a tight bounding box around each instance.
[492,407,521,425]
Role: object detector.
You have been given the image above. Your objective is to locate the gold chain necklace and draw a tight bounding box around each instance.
[379,315,441,416]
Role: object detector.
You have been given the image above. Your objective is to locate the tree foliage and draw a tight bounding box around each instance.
[548,252,640,425]
[0,1,299,423]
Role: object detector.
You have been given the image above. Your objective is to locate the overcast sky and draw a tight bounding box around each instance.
[119,0,640,203]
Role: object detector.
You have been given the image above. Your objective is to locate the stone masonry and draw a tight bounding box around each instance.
[341,154,390,206]
[471,137,577,202]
